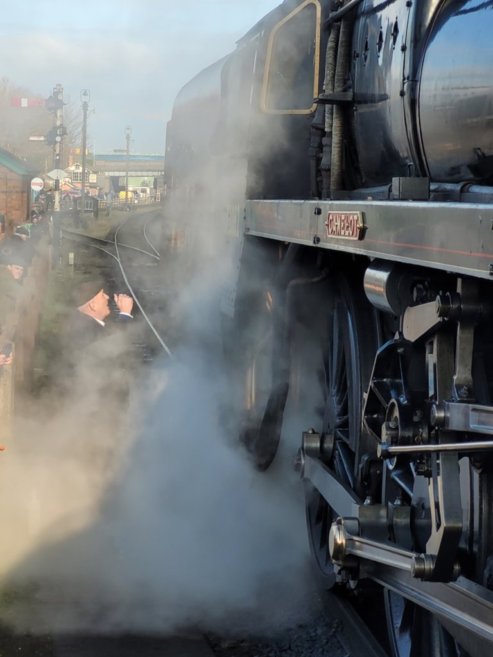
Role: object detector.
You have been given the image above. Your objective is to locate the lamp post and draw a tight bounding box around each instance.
[124,125,132,206]
[80,89,90,213]
[52,83,64,170]
[51,84,64,266]
[48,84,65,213]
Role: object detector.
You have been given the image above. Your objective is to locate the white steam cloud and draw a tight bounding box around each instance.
[0,226,315,639]
[0,38,318,639]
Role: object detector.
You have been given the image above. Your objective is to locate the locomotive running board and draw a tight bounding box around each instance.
[303,455,493,650]
[244,199,493,281]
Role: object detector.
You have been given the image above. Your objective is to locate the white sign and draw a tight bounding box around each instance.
[30,177,44,192]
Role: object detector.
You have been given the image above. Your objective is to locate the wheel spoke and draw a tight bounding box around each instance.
[304,274,481,657]
[334,427,349,442]
[305,275,378,585]
[385,591,410,657]
[399,598,414,637]
[334,442,355,489]
[390,465,414,500]
[335,409,349,426]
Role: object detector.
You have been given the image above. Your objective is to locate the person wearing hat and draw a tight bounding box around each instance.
[0,237,29,281]
[0,238,28,321]
[68,276,134,351]
[36,276,136,485]
[52,275,137,407]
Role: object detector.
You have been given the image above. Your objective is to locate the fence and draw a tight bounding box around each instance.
[99,193,162,212]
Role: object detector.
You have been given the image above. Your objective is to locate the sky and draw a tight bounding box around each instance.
[0,0,282,154]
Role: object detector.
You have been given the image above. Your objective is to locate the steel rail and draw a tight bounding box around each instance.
[63,215,173,358]
[143,216,161,258]
[62,228,159,260]
[114,216,173,359]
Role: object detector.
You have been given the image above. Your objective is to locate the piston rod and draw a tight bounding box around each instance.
[378,439,493,459]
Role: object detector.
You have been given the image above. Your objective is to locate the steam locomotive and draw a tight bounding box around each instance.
[165,1,493,655]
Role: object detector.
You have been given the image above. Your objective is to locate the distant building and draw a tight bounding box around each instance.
[66,163,96,186]
[0,147,36,234]
[94,153,164,195]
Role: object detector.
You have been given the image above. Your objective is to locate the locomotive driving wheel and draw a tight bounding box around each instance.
[363,338,466,657]
[373,316,493,657]
[381,459,493,657]
[382,467,465,657]
[232,239,290,470]
[303,271,379,583]
[302,270,493,657]
[384,591,462,657]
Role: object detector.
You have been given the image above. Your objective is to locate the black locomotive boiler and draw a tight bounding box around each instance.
[165,1,493,655]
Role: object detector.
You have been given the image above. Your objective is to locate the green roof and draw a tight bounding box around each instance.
[0,147,33,176]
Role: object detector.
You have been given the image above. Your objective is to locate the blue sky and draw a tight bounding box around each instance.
[0,1,281,154]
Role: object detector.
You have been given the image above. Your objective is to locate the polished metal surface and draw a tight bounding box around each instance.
[434,401,493,435]
[402,300,443,343]
[363,263,396,314]
[302,429,334,462]
[245,198,493,280]
[370,568,493,649]
[306,457,493,644]
[419,1,493,182]
[351,0,414,185]
[303,455,360,518]
[329,518,419,573]
[350,0,493,185]
[378,439,493,458]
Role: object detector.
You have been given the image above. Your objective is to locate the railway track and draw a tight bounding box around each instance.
[61,209,175,361]
[0,591,389,657]
[53,634,216,657]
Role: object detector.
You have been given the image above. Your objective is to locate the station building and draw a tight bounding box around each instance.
[0,147,36,234]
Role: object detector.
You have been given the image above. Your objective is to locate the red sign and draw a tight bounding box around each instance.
[30,177,44,192]
[325,211,365,240]
[11,96,44,108]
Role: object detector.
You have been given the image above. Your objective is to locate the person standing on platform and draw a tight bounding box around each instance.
[45,277,138,481]
[66,277,134,353]
[57,276,134,390]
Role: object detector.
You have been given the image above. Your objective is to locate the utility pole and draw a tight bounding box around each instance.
[80,89,90,214]
[45,83,65,266]
[53,84,63,172]
[125,125,131,206]
[45,84,65,212]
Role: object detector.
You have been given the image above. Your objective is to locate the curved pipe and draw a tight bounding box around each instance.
[330,14,352,195]
[321,20,340,198]
[324,0,364,25]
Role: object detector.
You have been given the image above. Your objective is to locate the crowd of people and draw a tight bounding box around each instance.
[0,207,50,370]
[0,200,135,375]
[0,172,144,410]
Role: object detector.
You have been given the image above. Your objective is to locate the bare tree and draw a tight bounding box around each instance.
[0,78,83,173]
